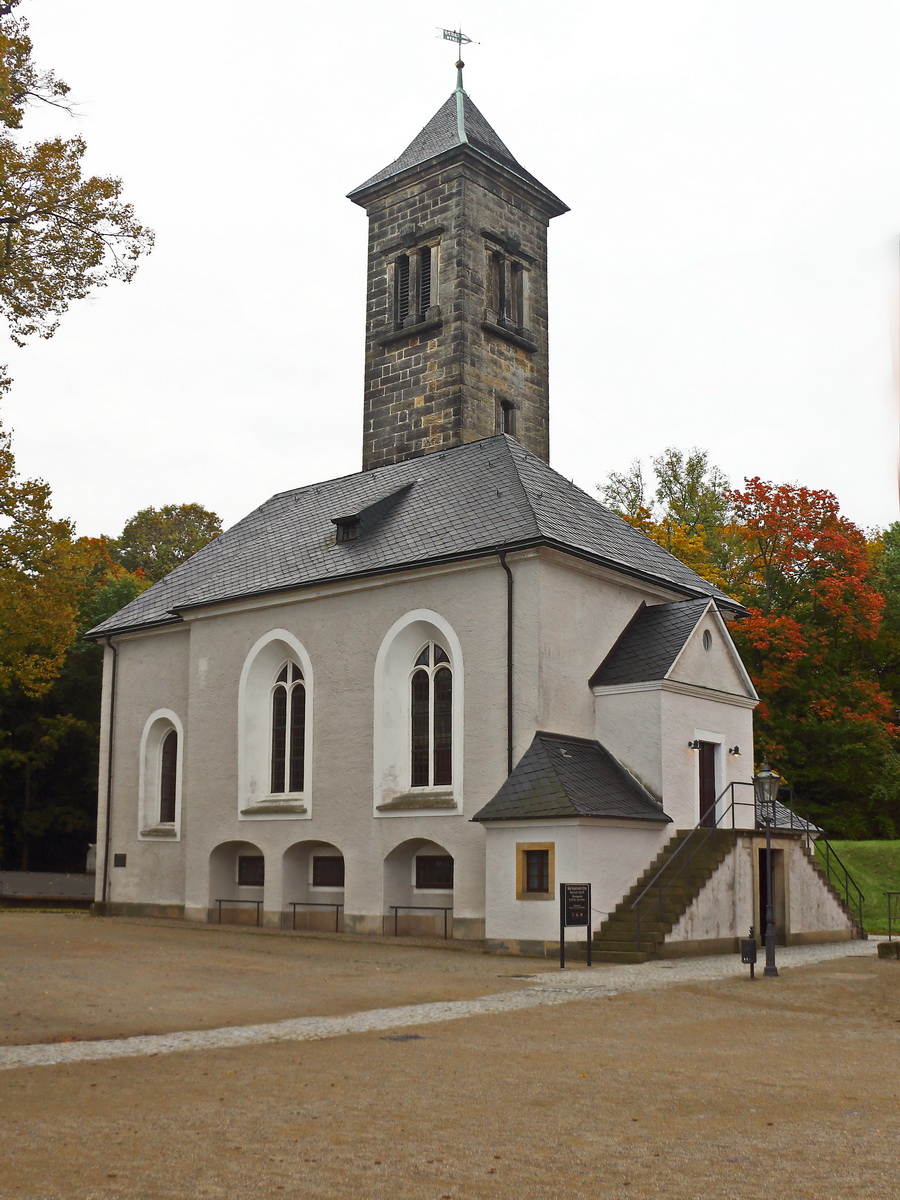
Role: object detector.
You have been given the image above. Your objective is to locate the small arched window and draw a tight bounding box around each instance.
[270,662,305,794]
[139,709,183,838]
[159,730,178,824]
[410,642,452,788]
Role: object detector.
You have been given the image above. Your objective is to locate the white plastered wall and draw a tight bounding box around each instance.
[102,628,191,908]
[482,819,673,944]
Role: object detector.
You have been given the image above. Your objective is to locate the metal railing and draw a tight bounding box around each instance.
[288,901,344,932]
[887,892,900,942]
[631,783,756,951]
[214,898,262,925]
[628,782,866,951]
[386,904,452,940]
[813,839,865,932]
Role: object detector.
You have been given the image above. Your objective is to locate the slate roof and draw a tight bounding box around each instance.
[87,436,741,639]
[472,732,671,824]
[589,598,714,688]
[756,797,822,835]
[349,90,568,215]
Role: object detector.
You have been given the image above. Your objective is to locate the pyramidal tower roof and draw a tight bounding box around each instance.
[349,64,568,215]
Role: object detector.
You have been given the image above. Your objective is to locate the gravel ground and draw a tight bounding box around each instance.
[1,913,897,1199]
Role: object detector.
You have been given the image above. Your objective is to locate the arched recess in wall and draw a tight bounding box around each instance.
[138,709,184,839]
[373,609,464,814]
[238,629,314,820]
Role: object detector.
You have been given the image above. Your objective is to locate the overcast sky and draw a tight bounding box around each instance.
[4,0,899,537]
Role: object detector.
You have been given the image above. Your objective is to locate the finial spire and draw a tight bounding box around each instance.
[442,28,473,144]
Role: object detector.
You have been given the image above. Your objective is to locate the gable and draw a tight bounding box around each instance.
[591,597,756,701]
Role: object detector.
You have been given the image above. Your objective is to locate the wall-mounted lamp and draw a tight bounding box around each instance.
[687,739,700,750]
[728,746,741,756]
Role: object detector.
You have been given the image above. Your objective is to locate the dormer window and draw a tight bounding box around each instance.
[333,514,360,543]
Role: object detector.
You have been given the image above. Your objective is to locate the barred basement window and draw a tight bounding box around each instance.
[312,856,345,887]
[271,662,306,794]
[237,855,265,887]
[410,642,452,788]
[415,854,454,889]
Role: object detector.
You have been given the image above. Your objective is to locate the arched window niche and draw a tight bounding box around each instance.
[238,629,314,819]
[138,709,184,839]
[374,611,463,814]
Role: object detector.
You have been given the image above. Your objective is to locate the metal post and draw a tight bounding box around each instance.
[763,813,778,977]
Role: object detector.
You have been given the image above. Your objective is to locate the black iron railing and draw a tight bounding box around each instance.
[813,839,865,932]
[886,892,900,942]
[631,783,756,951]
[629,782,866,951]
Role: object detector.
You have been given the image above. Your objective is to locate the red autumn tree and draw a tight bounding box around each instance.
[726,478,899,836]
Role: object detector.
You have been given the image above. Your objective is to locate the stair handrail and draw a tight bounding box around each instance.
[631,782,756,951]
[774,786,866,933]
[813,834,865,932]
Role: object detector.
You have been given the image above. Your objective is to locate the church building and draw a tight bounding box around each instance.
[89,63,857,958]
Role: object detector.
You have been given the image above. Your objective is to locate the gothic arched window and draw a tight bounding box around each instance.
[159,729,178,824]
[410,642,452,788]
[270,661,306,794]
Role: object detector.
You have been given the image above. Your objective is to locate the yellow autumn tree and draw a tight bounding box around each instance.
[0,409,83,695]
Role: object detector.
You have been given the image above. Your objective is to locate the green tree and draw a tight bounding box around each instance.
[0,404,83,696]
[600,446,732,588]
[0,537,148,870]
[0,1,152,345]
[112,503,222,582]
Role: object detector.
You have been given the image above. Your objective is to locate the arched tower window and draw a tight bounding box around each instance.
[270,661,306,794]
[410,642,452,788]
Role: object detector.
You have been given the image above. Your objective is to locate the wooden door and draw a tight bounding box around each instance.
[698,741,717,828]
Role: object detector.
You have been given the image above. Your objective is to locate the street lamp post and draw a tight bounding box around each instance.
[754,762,781,979]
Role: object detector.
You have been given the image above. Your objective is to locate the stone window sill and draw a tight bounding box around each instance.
[139,824,178,839]
[376,791,457,812]
[240,800,308,816]
[378,311,443,347]
[481,319,537,352]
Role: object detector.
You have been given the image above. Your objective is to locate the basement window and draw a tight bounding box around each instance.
[237,855,265,887]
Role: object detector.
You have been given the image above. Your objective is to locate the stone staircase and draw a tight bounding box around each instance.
[799,843,866,940]
[576,829,741,964]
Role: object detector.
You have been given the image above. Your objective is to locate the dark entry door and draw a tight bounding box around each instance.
[698,741,717,828]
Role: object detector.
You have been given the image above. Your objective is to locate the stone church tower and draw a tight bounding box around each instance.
[349,64,568,471]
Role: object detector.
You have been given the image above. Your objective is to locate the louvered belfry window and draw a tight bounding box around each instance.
[418,246,432,314]
[410,642,452,788]
[159,729,177,824]
[270,662,305,794]
[395,254,411,323]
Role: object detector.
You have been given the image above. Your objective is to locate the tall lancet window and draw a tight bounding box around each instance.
[159,730,178,824]
[410,642,452,788]
[270,662,306,794]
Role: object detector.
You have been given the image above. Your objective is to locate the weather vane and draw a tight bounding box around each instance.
[440,28,478,62]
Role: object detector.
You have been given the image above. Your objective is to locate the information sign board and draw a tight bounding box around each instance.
[559,882,592,969]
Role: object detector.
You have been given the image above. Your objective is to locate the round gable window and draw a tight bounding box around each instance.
[702,630,712,651]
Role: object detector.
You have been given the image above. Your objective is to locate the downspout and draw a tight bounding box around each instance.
[99,636,118,914]
[497,550,514,776]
